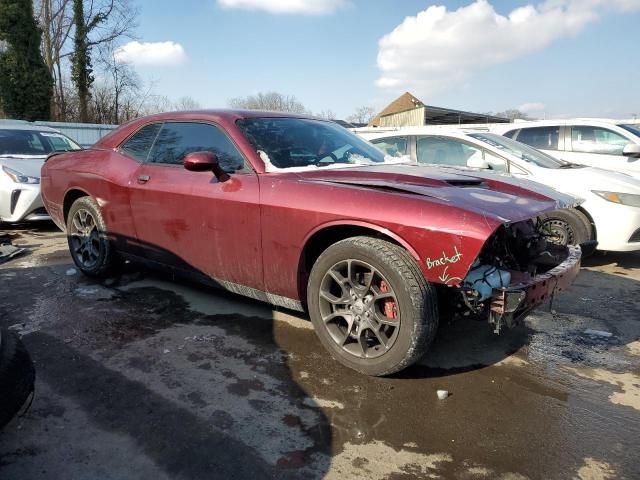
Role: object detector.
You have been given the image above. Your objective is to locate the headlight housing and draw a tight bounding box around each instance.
[592,190,640,208]
[2,166,40,184]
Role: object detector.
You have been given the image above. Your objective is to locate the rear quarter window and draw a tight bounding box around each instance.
[515,126,560,151]
[503,129,519,139]
[120,123,163,162]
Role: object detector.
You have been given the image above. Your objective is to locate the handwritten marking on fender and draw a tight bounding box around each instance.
[425,246,463,270]
[438,266,463,285]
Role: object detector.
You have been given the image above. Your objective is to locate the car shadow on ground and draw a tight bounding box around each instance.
[0,263,333,479]
[582,250,640,270]
[0,220,60,234]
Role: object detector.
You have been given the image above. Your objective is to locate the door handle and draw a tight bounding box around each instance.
[137,175,150,184]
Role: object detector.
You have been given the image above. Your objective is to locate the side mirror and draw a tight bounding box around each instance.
[467,155,491,169]
[184,151,230,182]
[622,144,640,159]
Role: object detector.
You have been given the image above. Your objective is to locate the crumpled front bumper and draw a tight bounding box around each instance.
[488,245,582,332]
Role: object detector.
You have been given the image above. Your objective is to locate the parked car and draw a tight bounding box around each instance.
[362,129,640,253]
[490,120,640,178]
[41,111,582,376]
[0,123,82,223]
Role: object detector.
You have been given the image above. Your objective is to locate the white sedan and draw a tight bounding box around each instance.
[0,124,81,223]
[359,129,640,252]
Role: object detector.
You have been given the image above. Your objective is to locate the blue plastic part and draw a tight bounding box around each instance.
[462,262,511,302]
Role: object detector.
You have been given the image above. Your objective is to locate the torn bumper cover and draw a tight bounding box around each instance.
[488,244,582,333]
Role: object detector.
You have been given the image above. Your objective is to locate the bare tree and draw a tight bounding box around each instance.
[493,109,531,121]
[96,38,139,123]
[229,91,307,114]
[172,96,201,111]
[316,109,336,120]
[35,0,74,119]
[36,0,138,121]
[84,0,138,50]
[90,82,115,123]
[347,105,376,125]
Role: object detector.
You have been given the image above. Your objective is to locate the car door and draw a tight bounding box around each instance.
[563,125,639,175]
[127,121,263,291]
[512,126,564,160]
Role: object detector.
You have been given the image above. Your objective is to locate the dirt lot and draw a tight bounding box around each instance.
[1,223,639,479]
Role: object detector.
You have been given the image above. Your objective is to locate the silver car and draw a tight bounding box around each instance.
[0,124,81,223]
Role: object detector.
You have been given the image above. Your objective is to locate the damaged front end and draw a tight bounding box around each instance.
[455,219,581,333]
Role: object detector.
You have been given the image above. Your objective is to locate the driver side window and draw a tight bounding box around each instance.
[570,126,631,155]
[148,122,246,172]
[416,137,479,167]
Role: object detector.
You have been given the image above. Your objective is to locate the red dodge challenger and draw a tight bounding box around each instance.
[41,110,582,375]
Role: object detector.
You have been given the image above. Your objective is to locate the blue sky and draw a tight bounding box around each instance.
[124,0,639,119]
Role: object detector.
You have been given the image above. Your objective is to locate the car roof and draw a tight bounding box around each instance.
[94,109,333,150]
[492,119,633,131]
[124,109,320,124]
[359,127,482,140]
[352,125,489,140]
[0,121,62,133]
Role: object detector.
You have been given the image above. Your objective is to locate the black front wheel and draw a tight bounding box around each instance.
[307,236,438,376]
[539,209,591,247]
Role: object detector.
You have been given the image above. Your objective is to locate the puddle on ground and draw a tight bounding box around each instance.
[566,367,640,412]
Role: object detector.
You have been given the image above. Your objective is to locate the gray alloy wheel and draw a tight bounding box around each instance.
[308,236,438,376]
[318,259,401,359]
[69,208,103,270]
[66,196,118,277]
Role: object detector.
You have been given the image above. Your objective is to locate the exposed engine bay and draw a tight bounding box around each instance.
[455,218,581,333]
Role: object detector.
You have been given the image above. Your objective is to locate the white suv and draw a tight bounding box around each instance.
[491,120,640,178]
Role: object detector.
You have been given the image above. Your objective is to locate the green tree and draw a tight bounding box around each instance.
[71,0,91,122]
[0,0,53,120]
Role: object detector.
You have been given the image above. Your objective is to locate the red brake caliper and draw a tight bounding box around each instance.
[379,281,397,320]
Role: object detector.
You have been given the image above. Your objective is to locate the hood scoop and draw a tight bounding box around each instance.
[445,179,484,187]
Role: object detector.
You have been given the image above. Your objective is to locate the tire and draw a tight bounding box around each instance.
[573,209,594,241]
[0,329,35,429]
[538,209,590,247]
[307,236,438,376]
[66,196,118,277]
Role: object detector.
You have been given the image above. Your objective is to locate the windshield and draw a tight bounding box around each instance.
[618,124,640,138]
[469,132,566,169]
[236,118,407,171]
[0,129,82,156]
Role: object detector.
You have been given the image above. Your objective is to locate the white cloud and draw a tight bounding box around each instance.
[217,0,347,15]
[518,102,546,114]
[114,41,187,66]
[376,0,640,95]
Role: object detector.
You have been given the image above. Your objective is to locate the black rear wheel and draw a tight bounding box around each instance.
[308,236,438,376]
[66,196,119,277]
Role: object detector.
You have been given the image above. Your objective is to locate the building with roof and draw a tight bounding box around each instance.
[368,92,509,127]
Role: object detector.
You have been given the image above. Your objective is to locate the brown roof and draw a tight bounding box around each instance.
[369,92,424,127]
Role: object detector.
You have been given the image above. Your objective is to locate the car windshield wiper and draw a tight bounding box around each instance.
[558,162,582,169]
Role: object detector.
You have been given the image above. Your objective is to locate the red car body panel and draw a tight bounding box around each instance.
[41,110,576,308]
